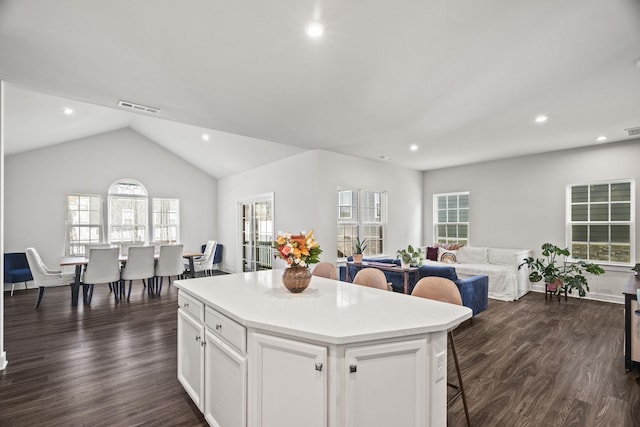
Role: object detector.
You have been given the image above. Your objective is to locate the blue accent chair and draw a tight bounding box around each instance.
[340,257,488,317]
[4,252,34,295]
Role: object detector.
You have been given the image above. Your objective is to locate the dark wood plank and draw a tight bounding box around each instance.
[2,283,639,426]
[448,293,640,427]
[1,280,207,426]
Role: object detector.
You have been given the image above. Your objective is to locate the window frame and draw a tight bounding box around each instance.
[65,193,104,256]
[566,179,635,266]
[152,198,180,244]
[433,191,469,246]
[108,179,149,246]
[337,187,387,259]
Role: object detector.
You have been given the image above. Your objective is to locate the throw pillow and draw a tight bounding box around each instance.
[438,248,458,264]
[426,246,439,261]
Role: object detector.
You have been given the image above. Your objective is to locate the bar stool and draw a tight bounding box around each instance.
[412,276,471,427]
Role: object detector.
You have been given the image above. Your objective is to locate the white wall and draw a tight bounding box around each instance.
[4,127,217,274]
[217,150,423,273]
[423,140,640,303]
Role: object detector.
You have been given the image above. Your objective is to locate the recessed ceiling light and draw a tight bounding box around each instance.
[596,135,608,142]
[63,108,74,115]
[305,22,324,38]
[202,134,210,141]
[409,144,419,151]
[380,155,391,160]
[534,115,548,123]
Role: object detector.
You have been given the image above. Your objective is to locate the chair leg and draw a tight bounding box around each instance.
[127,280,133,301]
[34,287,45,309]
[11,283,15,296]
[449,331,471,427]
[114,281,121,303]
[158,277,164,294]
[24,281,28,293]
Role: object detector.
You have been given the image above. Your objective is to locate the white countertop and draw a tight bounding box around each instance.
[175,270,472,345]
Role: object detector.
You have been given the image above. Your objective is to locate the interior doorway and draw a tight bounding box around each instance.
[240,193,274,272]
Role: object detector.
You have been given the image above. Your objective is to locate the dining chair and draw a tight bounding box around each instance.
[352,267,392,291]
[186,240,217,277]
[311,262,337,280]
[83,247,121,304]
[411,276,471,427]
[25,247,75,309]
[4,252,33,296]
[154,244,184,294]
[121,246,156,301]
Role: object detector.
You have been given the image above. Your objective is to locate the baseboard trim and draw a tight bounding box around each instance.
[529,285,624,305]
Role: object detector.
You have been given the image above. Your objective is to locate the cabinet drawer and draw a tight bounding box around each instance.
[205,306,247,353]
[178,291,204,322]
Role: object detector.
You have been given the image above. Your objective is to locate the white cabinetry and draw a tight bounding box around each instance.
[249,332,327,427]
[177,304,205,410]
[175,271,472,427]
[344,339,428,427]
[204,306,247,427]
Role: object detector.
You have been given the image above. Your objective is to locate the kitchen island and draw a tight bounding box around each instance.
[175,269,472,427]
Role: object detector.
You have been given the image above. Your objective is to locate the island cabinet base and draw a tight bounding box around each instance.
[175,271,471,427]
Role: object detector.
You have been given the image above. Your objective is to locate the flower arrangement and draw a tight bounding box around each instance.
[274,230,322,268]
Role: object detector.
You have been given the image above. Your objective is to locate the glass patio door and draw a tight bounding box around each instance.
[240,194,274,272]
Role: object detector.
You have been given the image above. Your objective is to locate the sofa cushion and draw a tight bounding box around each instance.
[457,246,488,264]
[419,265,459,282]
[488,248,518,265]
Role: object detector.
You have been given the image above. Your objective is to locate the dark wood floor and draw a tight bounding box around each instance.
[2,283,639,426]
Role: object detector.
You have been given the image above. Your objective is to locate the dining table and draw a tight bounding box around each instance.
[60,250,204,306]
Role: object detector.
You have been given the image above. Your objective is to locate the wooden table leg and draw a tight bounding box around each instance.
[71,265,82,306]
[189,256,196,278]
[403,270,409,294]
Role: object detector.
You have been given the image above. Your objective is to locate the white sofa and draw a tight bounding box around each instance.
[423,246,532,301]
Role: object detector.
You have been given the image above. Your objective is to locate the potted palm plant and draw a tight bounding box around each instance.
[353,237,367,264]
[518,243,604,298]
[396,245,424,269]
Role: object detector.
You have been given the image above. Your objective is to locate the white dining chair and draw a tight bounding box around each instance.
[185,240,217,277]
[154,244,184,294]
[25,247,75,309]
[121,246,156,301]
[83,247,121,304]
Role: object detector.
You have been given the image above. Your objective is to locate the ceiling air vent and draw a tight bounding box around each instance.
[117,100,160,114]
[625,127,640,136]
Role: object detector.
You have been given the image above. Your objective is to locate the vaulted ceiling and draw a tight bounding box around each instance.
[2,0,640,178]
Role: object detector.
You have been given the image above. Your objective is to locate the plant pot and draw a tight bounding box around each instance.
[546,279,563,292]
[353,254,363,264]
[400,259,410,269]
[282,266,312,293]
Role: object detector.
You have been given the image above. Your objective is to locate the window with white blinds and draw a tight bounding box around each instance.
[567,180,634,265]
[434,192,469,245]
[152,198,180,244]
[337,188,386,258]
[65,194,103,256]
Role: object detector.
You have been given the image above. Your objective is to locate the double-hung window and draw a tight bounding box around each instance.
[337,188,386,257]
[434,192,469,245]
[567,180,635,265]
[108,179,148,245]
[65,194,103,256]
[152,198,180,244]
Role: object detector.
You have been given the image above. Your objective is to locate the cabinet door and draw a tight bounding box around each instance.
[205,330,247,427]
[177,309,205,411]
[345,339,428,427]
[249,332,327,427]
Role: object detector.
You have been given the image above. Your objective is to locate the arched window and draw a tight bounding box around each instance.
[108,179,148,245]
